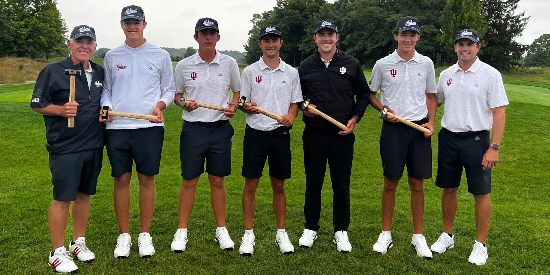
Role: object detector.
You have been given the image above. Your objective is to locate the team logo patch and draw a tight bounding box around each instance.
[340,67,346,75]
[79,27,91,33]
[265,26,277,32]
[116,64,126,70]
[95,81,102,87]
[31,98,40,102]
[405,20,417,27]
[447,78,452,86]
[191,72,197,80]
[390,69,397,78]
[125,8,137,15]
[203,20,214,27]
[256,76,262,84]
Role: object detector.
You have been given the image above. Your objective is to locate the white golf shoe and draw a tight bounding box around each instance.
[298,229,317,248]
[431,233,455,254]
[239,232,255,256]
[215,227,234,251]
[69,237,95,263]
[138,232,155,258]
[113,233,131,259]
[411,235,433,259]
[276,231,295,254]
[372,232,393,254]
[468,241,488,265]
[171,229,188,253]
[333,230,352,253]
[49,247,78,274]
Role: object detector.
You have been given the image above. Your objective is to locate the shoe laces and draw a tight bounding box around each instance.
[376,232,391,244]
[116,235,131,248]
[217,228,230,240]
[73,239,91,253]
[174,230,188,242]
[139,234,153,246]
[412,235,429,249]
[242,232,254,244]
[472,242,487,257]
[277,232,291,244]
[301,229,316,238]
[335,231,349,243]
[53,249,74,263]
[437,234,452,246]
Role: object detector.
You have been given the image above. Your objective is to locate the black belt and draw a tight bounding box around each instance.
[442,127,489,138]
[184,120,229,128]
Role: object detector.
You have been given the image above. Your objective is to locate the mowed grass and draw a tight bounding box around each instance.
[1,73,549,274]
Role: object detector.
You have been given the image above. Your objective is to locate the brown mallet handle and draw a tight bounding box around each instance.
[68,75,75,128]
[306,105,349,131]
[103,108,159,120]
[196,102,224,111]
[387,113,431,134]
[243,102,282,122]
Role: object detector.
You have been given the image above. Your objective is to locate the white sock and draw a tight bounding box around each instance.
[178,228,187,233]
[382,230,391,236]
[413,233,423,238]
[245,229,254,234]
[277,228,285,233]
[217,226,226,231]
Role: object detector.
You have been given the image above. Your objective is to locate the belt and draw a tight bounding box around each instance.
[184,120,229,128]
[442,127,489,138]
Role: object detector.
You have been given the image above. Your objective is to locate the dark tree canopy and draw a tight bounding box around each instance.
[523,34,550,67]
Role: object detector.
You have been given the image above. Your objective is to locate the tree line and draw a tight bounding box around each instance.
[243,0,530,71]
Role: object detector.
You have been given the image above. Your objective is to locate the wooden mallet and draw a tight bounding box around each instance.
[177,97,224,111]
[237,96,282,122]
[300,97,349,131]
[379,105,430,134]
[101,106,159,120]
[65,69,81,128]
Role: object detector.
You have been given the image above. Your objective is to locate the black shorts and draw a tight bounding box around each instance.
[435,128,491,195]
[49,148,103,201]
[379,118,432,180]
[180,120,234,180]
[242,125,292,180]
[105,127,165,177]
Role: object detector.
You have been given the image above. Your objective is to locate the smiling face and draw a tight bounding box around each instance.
[314,29,338,55]
[394,30,420,55]
[454,38,481,67]
[258,35,282,59]
[68,37,96,64]
[194,29,220,52]
[121,19,146,42]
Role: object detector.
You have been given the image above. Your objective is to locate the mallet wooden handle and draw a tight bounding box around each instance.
[68,76,75,128]
[108,111,159,120]
[186,101,224,111]
[243,102,282,121]
[387,113,430,134]
[306,105,349,131]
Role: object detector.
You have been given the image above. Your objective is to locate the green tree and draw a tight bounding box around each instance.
[438,0,487,62]
[523,34,550,67]
[93,47,110,58]
[480,0,529,71]
[184,46,196,58]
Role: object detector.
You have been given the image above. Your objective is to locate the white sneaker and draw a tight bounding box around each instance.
[69,237,95,263]
[49,247,78,274]
[298,229,317,248]
[238,232,255,256]
[276,231,295,254]
[333,231,352,253]
[171,229,188,253]
[411,235,433,259]
[113,233,131,259]
[468,241,488,265]
[215,227,234,251]
[431,233,455,254]
[138,232,155,258]
[372,232,393,254]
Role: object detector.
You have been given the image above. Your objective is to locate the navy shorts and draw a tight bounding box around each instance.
[105,127,165,177]
[435,128,491,195]
[180,120,234,180]
[49,148,103,201]
[380,118,432,180]
[242,125,292,180]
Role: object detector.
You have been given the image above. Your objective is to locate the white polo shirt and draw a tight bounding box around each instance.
[369,50,437,121]
[241,57,303,131]
[436,58,509,133]
[175,51,241,122]
[101,41,176,129]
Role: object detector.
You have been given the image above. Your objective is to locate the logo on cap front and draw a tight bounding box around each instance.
[461,30,473,36]
[265,26,277,32]
[321,21,332,27]
[203,20,214,27]
[125,8,138,15]
[405,20,417,27]
[79,27,91,33]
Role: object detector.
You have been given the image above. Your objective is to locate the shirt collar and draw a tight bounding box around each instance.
[258,57,285,72]
[391,50,419,64]
[453,57,482,73]
[194,50,221,65]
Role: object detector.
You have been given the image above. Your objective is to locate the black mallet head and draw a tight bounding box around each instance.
[379,105,389,119]
[64,69,81,76]
[237,96,247,110]
[300,96,311,111]
[101,106,109,120]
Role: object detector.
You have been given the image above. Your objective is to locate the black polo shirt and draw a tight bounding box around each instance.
[30,57,105,154]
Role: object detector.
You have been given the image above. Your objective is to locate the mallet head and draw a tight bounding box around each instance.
[64,69,81,76]
[237,96,247,110]
[178,96,186,107]
[101,106,109,120]
[380,105,389,119]
[300,96,310,111]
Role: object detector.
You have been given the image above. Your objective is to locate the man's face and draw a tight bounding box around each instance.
[258,35,283,58]
[394,30,420,53]
[121,19,147,40]
[454,38,481,64]
[314,29,338,54]
[194,29,220,51]
[67,37,96,63]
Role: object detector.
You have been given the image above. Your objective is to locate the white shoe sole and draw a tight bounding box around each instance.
[431,244,454,254]
[215,238,234,251]
[374,243,393,255]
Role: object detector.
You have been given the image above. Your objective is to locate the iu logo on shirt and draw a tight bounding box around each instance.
[256,76,262,84]
[191,72,197,80]
[390,69,397,78]
[116,64,127,70]
[447,78,452,86]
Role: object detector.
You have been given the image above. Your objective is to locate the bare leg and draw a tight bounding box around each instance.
[474,194,491,243]
[271,177,286,229]
[442,188,458,234]
[72,192,91,240]
[49,200,71,249]
[178,176,200,228]
[408,177,425,234]
[209,174,227,227]
[137,173,156,233]
[242,178,260,230]
[114,172,132,234]
[381,177,399,231]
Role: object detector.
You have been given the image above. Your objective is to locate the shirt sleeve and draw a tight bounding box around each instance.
[352,62,371,122]
[101,55,113,108]
[30,66,53,108]
[240,67,251,100]
[436,71,445,104]
[174,62,185,95]
[158,52,176,107]
[290,70,303,103]
[487,71,509,108]
[425,59,437,94]
[369,61,382,92]
[229,59,241,93]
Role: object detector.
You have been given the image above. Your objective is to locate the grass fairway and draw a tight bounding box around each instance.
[1,76,549,274]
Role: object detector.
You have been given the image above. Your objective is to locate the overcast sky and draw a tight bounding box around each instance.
[57,0,548,52]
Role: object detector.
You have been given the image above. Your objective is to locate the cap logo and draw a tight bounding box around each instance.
[461,30,473,36]
[79,27,91,33]
[203,20,214,27]
[125,8,138,15]
[405,20,417,27]
[321,21,332,27]
[265,26,277,32]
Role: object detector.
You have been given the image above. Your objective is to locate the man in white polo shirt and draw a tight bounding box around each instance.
[430,29,508,266]
[237,25,302,256]
[100,5,176,259]
[171,17,241,252]
[369,16,437,259]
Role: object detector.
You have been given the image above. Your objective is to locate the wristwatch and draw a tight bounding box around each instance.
[490,143,500,150]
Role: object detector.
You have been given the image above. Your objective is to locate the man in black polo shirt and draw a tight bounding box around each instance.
[31,25,104,273]
[297,20,370,253]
